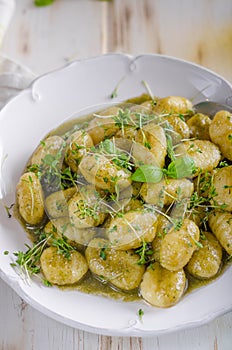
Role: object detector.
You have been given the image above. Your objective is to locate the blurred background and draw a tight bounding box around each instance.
[1,0,232,81]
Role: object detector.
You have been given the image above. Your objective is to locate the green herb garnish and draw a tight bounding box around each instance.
[11,238,48,282]
[131,156,195,183]
[166,156,196,179]
[97,139,134,171]
[135,241,153,265]
[51,236,74,260]
[100,246,108,260]
[3,203,14,218]
[138,308,144,321]
[131,164,163,183]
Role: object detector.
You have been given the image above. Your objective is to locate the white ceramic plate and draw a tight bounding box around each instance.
[0,53,232,336]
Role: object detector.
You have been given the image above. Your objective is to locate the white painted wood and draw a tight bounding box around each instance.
[1,0,232,348]
[1,278,232,349]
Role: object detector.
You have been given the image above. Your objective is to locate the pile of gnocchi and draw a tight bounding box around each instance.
[15,94,232,308]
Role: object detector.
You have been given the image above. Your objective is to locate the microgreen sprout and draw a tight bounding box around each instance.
[135,241,154,265]
[10,237,49,284]
[51,235,75,260]
[3,203,14,218]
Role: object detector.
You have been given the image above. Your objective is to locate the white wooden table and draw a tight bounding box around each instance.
[1,1,232,349]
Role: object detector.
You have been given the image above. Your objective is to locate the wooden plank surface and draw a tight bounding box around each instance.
[1,0,232,349]
[1,277,232,350]
[3,0,232,80]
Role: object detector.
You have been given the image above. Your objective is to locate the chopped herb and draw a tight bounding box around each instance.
[144,140,151,149]
[100,246,107,260]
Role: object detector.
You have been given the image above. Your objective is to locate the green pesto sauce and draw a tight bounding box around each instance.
[14,93,232,305]
[125,93,151,105]
[60,272,140,302]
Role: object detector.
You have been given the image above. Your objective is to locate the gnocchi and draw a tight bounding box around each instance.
[140,262,186,308]
[16,172,44,225]
[209,110,232,160]
[40,246,88,285]
[14,93,232,308]
[85,238,145,291]
[186,231,222,279]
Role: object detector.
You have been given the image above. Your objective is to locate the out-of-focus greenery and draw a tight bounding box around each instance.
[34,0,112,6]
[34,0,55,6]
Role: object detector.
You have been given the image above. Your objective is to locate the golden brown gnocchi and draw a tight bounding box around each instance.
[187,113,212,140]
[154,96,193,115]
[208,211,232,255]
[134,123,167,168]
[174,140,221,176]
[106,209,158,250]
[186,231,222,279]
[209,110,232,160]
[140,262,186,307]
[160,219,200,271]
[30,135,64,166]
[211,166,232,212]
[16,172,44,225]
[13,94,232,309]
[40,246,88,285]
[65,130,93,172]
[79,153,131,193]
[87,106,121,144]
[45,187,76,218]
[68,187,106,228]
[140,178,194,207]
[85,238,145,291]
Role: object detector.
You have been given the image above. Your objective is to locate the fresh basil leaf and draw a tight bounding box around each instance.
[167,156,195,178]
[100,139,115,154]
[34,0,55,6]
[131,165,163,183]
